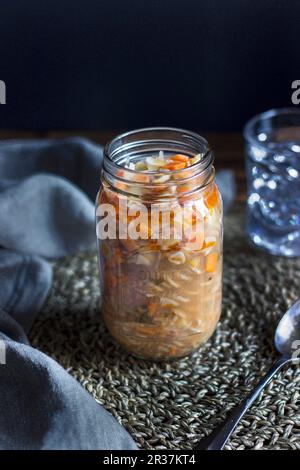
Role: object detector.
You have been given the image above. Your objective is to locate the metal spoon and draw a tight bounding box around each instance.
[196,298,300,450]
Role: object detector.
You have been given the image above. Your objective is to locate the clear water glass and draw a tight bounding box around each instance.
[244,108,300,257]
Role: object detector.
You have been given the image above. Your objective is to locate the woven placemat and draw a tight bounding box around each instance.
[30,205,300,450]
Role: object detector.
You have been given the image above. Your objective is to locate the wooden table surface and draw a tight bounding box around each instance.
[0,130,246,201]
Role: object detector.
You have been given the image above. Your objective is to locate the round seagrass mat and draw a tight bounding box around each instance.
[30,205,300,450]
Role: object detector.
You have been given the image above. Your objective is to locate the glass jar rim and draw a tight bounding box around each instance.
[105,126,210,159]
[243,107,300,151]
[102,127,214,197]
[103,126,213,173]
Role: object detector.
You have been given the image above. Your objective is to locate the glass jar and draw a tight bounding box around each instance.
[96,128,223,360]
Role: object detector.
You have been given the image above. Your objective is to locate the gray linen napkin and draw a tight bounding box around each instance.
[0,137,137,450]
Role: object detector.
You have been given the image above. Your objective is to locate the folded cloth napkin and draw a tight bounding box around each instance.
[0,137,235,450]
[0,137,137,450]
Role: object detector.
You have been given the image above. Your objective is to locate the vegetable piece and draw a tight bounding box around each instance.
[191,154,201,165]
[169,154,190,163]
[146,156,166,170]
[135,161,148,171]
[177,184,193,194]
[154,174,171,183]
[163,161,187,171]
[188,256,201,270]
[202,237,216,249]
[135,173,150,183]
[167,251,186,265]
[205,185,219,209]
[169,346,178,356]
[161,298,179,307]
[205,252,219,272]
[148,301,158,316]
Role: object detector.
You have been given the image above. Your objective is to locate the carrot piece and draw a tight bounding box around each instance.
[115,169,129,192]
[177,184,193,194]
[161,303,176,309]
[116,169,125,177]
[169,154,190,163]
[203,240,216,249]
[205,252,219,272]
[149,240,160,251]
[148,301,158,316]
[136,173,150,183]
[205,185,219,209]
[151,185,169,194]
[134,324,163,336]
[164,161,187,171]
[169,346,178,356]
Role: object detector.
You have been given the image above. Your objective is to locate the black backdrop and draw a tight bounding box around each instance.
[0,0,299,131]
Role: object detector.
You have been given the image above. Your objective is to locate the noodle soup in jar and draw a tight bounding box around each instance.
[96,128,223,360]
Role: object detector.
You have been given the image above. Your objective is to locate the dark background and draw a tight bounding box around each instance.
[0,0,299,131]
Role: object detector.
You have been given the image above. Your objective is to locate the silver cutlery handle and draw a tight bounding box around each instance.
[195,357,290,450]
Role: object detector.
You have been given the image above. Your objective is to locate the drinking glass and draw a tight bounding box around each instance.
[244,108,300,256]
